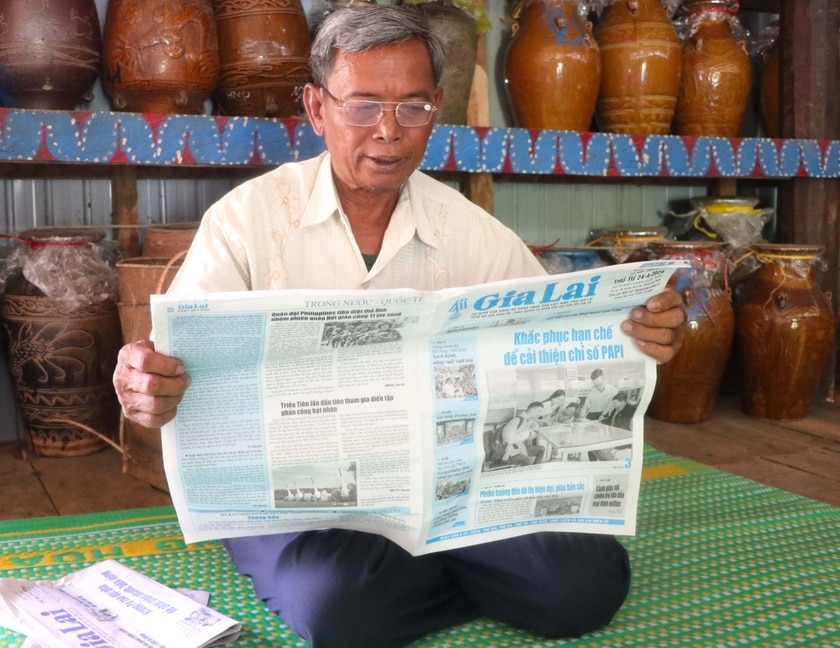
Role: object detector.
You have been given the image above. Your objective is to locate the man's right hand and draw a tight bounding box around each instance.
[113,340,191,429]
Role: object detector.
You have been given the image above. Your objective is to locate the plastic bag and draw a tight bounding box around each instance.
[0,230,120,310]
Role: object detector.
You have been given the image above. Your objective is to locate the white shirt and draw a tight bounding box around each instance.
[167,152,546,295]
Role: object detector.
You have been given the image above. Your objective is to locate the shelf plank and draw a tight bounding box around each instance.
[2,108,839,180]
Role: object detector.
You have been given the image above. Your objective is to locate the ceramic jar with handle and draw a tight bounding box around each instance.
[0,0,101,110]
[673,0,752,137]
[642,241,734,423]
[504,0,601,131]
[594,0,682,134]
[213,0,311,118]
[735,245,836,420]
[103,0,220,114]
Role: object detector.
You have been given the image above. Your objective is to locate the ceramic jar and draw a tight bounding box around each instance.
[0,0,101,110]
[643,242,734,423]
[213,0,312,118]
[735,245,836,420]
[414,0,478,126]
[504,0,601,131]
[102,0,220,114]
[594,0,682,134]
[0,229,121,457]
[673,0,752,137]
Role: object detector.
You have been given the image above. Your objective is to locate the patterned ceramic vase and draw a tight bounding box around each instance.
[0,229,121,457]
[735,245,836,420]
[642,241,734,423]
[102,0,220,114]
[504,0,601,131]
[0,0,101,109]
[594,0,682,134]
[673,0,752,137]
[213,0,311,118]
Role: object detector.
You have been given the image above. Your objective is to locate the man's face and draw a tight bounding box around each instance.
[593,375,606,392]
[611,398,626,412]
[304,40,442,198]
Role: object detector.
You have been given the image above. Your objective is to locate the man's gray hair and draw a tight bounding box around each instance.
[310,6,446,87]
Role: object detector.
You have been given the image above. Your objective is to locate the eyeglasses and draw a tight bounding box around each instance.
[320,86,437,128]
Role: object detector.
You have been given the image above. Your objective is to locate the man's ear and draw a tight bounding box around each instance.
[303,83,325,135]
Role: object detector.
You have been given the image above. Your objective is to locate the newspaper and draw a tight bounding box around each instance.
[151,260,685,553]
[0,559,241,648]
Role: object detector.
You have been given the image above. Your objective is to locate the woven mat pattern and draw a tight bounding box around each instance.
[1,448,838,647]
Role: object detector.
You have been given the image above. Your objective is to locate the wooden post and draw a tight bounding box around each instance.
[463,0,494,214]
[777,0,840,399]
[111,166,140,257]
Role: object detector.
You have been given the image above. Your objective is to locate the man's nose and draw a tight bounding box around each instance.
[373,108,402,139]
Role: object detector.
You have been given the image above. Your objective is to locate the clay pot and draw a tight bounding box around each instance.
[759,21,780,138]
[213,0,311,118]
[0,0,101,110]
[0,229,121,457]
[673,1,752,137]
[504,0,601,131]
[416,0,478,126]
[142,222,199,258]
[102,0,220,114]
[641,242,734,423]
[594,0,682,134]
[735,245,836,420]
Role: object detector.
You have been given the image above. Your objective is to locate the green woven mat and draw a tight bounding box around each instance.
[1,447,838,647]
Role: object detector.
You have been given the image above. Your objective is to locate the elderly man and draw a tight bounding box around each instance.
[113,6,685,648]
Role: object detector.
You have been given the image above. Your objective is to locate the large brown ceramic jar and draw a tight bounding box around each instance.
[0,0,101,110]
[641,242,734,423]
[504,0,601,131]
[594,0,681,134]
[213,0,311,118]
[102,0,220,114]
[673,0,752,137]
[414,0,478,126]
[0,229,121,457]
[735,245,836,420]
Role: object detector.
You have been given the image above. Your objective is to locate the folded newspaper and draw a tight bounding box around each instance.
[0,559,241,647]
[151,260,686,553]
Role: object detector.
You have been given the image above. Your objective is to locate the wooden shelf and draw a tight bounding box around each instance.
[1,108,837,180]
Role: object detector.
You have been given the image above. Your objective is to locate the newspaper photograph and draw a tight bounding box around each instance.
[151,260,685,554]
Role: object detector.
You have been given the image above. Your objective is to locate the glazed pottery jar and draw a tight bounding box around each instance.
[673,0,752,137]
[0,0,101,109]
[102,0,220,114]
[0,229,121,457]
[594,0,681,134]
[504,0,601,131]
[642,242,734,423]
[213,0,312,118]
[414,0,478,126]
[735,245,836,420]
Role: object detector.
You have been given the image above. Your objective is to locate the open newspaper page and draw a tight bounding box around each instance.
[152,260,685,553]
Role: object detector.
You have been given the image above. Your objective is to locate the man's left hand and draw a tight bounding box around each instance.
[621,288,686,364]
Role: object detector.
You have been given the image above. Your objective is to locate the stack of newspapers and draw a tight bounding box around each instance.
[0,559,241,648]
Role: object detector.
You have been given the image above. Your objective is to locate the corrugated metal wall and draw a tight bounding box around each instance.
[0,2,777,442]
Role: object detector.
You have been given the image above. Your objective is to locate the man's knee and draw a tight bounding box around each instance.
[533,538,631,638]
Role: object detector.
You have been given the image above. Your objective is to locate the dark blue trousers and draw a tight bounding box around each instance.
[223,530,630,648]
